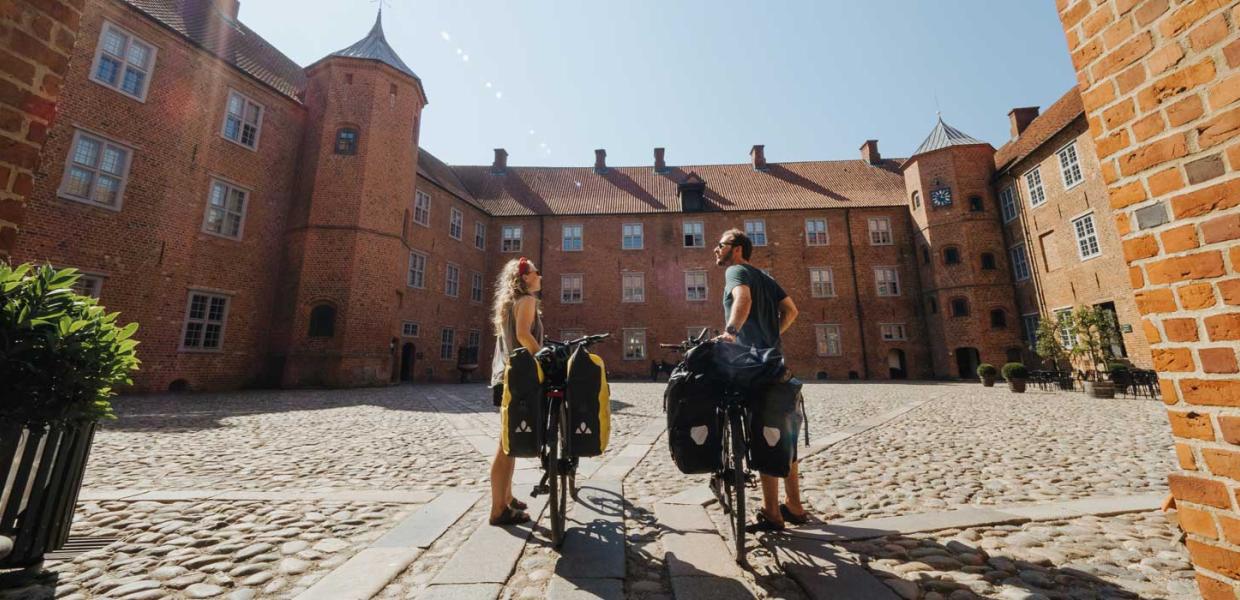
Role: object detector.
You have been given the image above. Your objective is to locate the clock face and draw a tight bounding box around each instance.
[930,187,952,207]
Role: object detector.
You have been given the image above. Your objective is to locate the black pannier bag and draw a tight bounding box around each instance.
[711,342,785,393]
[565,346,610,457]
[664,343,725,474]
[747,376,804,477]
[501,348,543,457]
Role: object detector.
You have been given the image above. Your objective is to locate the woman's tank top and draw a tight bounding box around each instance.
[491,297,544,386]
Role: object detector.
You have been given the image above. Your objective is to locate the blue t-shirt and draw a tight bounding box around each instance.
[722,264,787,349]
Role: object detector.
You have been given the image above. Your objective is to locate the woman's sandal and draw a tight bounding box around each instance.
[745,509,785,533]
[489,507,530,526]
[509,498,528,511]
[780,503,810,525]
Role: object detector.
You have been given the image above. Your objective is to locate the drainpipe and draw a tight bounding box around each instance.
[844,208,870,379]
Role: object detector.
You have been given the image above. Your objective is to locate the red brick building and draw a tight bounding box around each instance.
[9,0,1150,391]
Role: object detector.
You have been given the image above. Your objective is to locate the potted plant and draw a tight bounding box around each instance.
[1070,306,1118,398]
[1034,317,1075,391]
[977,363,998,387]
[0,265,140,567]
[1002,362,1028,393]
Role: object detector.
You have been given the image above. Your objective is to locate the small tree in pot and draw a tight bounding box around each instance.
[1034,318,1075,391]
[977,363,998,387]
[1002,362,1028,393]
[0,265,140,567]
[1069,306,1118,398]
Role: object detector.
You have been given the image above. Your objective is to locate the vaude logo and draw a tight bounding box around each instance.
[576,422,592,435]
[516,421,532,433]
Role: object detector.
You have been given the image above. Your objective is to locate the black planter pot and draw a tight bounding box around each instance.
[0,420,97,568]
[1008,379,1027,393]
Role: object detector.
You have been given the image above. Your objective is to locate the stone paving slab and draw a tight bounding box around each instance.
[551,481,625,580]
[75,488,146,501]
[124,489,222,501]
[998,492,1164,521]
[295,547,421,600]
[790,507,1022,541]
[655,504,745,579]
[763,533,900,600]
[668,575,756,600]
[373,491,481,549]
[431,495,550,585]
[419,583,506,600]
[546,576,625,600]
[661,485,716,506]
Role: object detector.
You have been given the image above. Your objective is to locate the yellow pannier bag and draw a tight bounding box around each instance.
[565,346,610,457]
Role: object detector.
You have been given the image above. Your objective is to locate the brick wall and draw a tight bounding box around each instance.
[1058,0,1240,596]
[0,0,83,258]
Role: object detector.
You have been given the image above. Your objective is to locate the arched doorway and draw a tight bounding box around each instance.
[887,349,907,379]
[400,343,416,382]
[955,347,980,379]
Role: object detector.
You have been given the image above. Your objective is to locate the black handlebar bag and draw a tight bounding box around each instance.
[747,376,803,477]
[565,346,610,457]
[501,348,543,457]
[664,344,725,474]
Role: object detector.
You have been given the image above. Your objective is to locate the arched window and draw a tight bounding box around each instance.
[921,246,931,264]
[981,252,997,270]
[943,246,961,265]
[950,297,970,317]
[911,191,921,209]
[990,308,1008,329]
[309,304,336,337]
[335,127,358,155]
[969,195,984,212]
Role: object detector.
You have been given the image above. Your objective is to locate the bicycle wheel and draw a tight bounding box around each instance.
[553,399,571,547]
[547,398,564,547]
[729,411,747,562]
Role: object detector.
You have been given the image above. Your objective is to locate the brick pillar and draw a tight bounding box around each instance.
[1058,1,1240,597]
[0,1,83,259]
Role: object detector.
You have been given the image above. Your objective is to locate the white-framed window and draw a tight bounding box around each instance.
[221,89,262,149]
[1072,213,1101,260]
[58,130,131,209]
[560,329,584,341]
[683,221,704,247]
[1054,308,1074,349]
[181,291,229,351]
[414,191,431,226]
[90,21,156,101]
[622,223,644,250]
[745,220,767,246]
[474,222,486,250]
[999,185,1018,223]
[623,328,647,360]
[402,321,419,337]
[868,217,893,245]
[809,267,835,298]
[202,179,248,240]
[470,272,483,303]
[72,274,104,298]
[407,251,427,288]
[1024,167,1046,207]
[1022,313,1039,349]
[622,272,645,303]
[562,224,583,251]
[805,219,828,246]
[815,324,842,356]
[440,328,455,360]
[875,267,900,297]
[501,225,522,252]
[684,270,707,301]
[466,330,482,356]
[1057,141,1084,189]
[449,208,463,240]
[880,323,907,341]
[561,274,583,303]
[445,264,460,297]
[1010,243,1031,282]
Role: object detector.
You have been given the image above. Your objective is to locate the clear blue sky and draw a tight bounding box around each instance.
[240,1,1077,168]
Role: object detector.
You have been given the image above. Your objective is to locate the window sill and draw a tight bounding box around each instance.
[1079,253,1103,262]
[58,192,123,212]
[89,77,148,103]
[1063,180,1084,192]
[201,229,243,242]
[179,347,224,353]
[221,134,258,152]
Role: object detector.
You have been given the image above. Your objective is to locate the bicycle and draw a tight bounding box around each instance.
[530,332,610,548]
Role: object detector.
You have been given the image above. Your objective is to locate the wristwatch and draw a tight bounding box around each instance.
[725,325,739,336]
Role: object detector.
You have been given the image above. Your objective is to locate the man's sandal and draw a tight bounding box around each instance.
[509,498,528,511]
[780,503,810,525]
[746,510,785,533]
[489,507,530,526]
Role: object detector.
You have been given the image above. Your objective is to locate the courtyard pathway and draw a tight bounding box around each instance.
[7,381,1194,600]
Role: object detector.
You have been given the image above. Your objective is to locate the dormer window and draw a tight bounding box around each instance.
[678,173,707,212]
[335,128,358,155]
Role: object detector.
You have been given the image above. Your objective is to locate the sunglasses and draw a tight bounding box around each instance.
[716,241,736,249]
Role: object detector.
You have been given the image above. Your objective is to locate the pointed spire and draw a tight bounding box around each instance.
[328,9,419,80]
[910,115,985,157]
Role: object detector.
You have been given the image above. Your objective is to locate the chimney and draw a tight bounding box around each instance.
[491,148,508,174]
[750,145,767,171]
[594,149,607,173]
[654,148,667,173]
[214,0,240,19]
[1008,107,1040,139]
[860,139,881,165]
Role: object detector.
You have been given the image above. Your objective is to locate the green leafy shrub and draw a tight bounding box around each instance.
[0,264,140,424]
[1001,362,1027,381]
[977,363,997,378]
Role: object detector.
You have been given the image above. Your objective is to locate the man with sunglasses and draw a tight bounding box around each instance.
[713,228,806,531]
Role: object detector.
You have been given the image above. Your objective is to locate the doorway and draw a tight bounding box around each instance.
[400,343,416,382]
[955,347,980,379]
[887,349,907,379]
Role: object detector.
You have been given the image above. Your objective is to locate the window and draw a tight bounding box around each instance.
[562,224,583,251]
[805,219,828,246]
[868,217,893,245]
[981,252,997,270]
[181,291,229,351]
[414,191,431,226]
[951,297,970,317]
[921,246,930,264]
[683,221,704,247]
[202,179,248,239]
[474,222,486,250]
[466,330,482,361]
[745,220,767,246]
[622,272,645,303]
[685,271,707,301]
[445,264,460,297]
[1055,309,1074,349]
[440,328,455,360]
[969,196,984,212]
[815,324,842,356]
[623,329,646,360]
[90,22,155,101]
[407,252,426,288]
[501,225,522,252]
[1072,213,1101,260]
[308,304,335,337]
[470,272,483,303]
[809,268,835,298]
[622,223,644,250]
[334,128,358,155]
[222,90,262,149]
[880,323,907,341]
[1058,142,1083,188]
[875,267,900,296]
[911,191,920,209]
[943,247,961,265]
[990,308,1008,329]
[561,274,583,303]
[1024,167,1046,207]
[402,322,419,337]
[999,186,1018,223]
[72,274,103,298]
[1009,243,1031,282]
[1022,314,1039,348]
[59,130,131,209]
[449,208,463,240]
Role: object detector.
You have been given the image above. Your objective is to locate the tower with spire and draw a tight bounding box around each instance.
[902,117,1024,378]
[273,11,429,387]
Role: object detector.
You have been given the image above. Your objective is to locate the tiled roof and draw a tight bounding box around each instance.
[328,11,420,82]
[416,149,485,212]
[993,87,1085,173]
[122,0,306,101]
[910,116,988,158]
[449,158,908,216]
